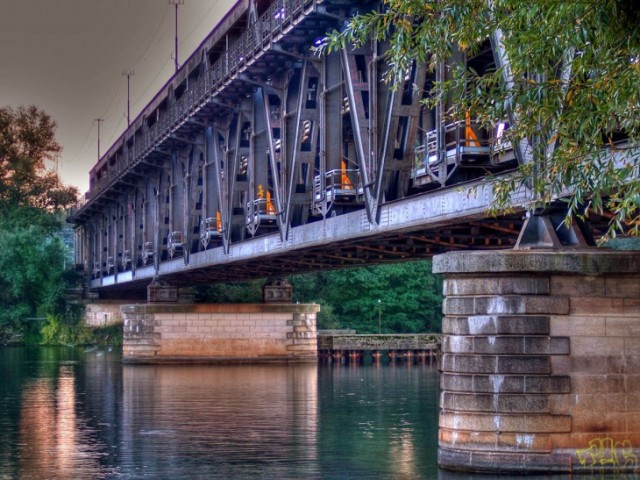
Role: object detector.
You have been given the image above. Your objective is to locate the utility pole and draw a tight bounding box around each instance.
[169,0,184,73]
[95,118,104,160]
[123,69,134,127]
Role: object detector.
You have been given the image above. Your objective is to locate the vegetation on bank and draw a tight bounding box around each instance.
[0,106,79,346]
[197,261,444,333]
[40,316,122,347]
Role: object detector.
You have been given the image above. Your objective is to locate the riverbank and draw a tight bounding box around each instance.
[8,315,123,348]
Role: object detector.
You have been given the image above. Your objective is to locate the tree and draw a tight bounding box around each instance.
[0,214,68,342]
[0,105,79,342]
[0,106,77,211]
[321,0,640,239]
[291,261,442,333]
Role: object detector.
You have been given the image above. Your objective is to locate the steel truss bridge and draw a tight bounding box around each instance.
[68,0,615,297]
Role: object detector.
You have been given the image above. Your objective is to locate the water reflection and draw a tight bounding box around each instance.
[119,364,320,478]
[3,348,626,479]
[13,352,117,479]
[317,363,439,478]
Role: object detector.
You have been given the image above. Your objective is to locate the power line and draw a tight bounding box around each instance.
[67,122,96,165]
[180,0,221,46]
[131,56,173,113]
[131,7,170,69]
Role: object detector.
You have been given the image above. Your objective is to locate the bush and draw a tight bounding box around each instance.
[40,315,93,346]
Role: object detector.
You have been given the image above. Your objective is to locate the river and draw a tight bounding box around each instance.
[0,347,614,479]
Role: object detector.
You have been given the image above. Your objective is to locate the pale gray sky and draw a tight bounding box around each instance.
[0,0,235,193]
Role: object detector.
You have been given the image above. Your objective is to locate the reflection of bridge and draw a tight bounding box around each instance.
[68,0,640,475]
[68,0,612,297]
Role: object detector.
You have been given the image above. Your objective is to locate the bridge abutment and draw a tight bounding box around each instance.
[121,303,319,364]
[433,249,640,474]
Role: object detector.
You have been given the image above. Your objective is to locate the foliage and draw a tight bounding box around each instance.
[193,262,442,333]
[0,106,77,210]
[320,0,640,239]
[39,314,121,347]
[89,323,123,347]
[195,278,264,303]
[290,261,442,333]
[0,211,69,341]
[40,314,93,346]
[0,105,80,343]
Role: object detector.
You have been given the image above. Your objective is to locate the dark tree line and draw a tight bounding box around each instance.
[197,261,444,333]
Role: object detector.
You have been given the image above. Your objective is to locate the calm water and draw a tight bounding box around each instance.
[0,347,622,480]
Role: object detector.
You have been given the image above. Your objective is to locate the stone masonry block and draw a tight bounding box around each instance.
[444,296,569,316]
[473,375,526,394]
[442,336,475,354]
[625,338,640,356]
[474,336,525,355]
[569,297,624,316]
[441,373,474,392]
[570,374,625,394]
[498,395,549,414]
[443,316,550,335]
[550,315,605,337]
[624,298,640,315]
[441,354,496,374]
[606,317,640,337]
[497,433,552,453]
[571,337,624,357]
[605,277,640,298]
[549,276,605,297]
[444,277,550,296]
[441,392,549,414]
[524,337,570,355]
[440,412,570,434]
[497,356,551,375]
[524,376,571,394]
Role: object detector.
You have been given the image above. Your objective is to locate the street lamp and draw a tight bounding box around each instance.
[377,299,381,334]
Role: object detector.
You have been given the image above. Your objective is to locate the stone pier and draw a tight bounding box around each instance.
[433,249,640,474]
[121,303,319,363]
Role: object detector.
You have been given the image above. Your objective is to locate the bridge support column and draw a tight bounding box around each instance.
[121,303,319,363]
[433,249,640,474]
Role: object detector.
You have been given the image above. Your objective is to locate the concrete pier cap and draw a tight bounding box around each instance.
[433,248,640,474]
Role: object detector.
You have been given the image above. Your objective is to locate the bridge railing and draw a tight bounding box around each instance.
[319,333,442,351]
[83,0,319,209]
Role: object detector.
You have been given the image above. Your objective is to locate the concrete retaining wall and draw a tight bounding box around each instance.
[121,303,319,363]
[434,249,640,474]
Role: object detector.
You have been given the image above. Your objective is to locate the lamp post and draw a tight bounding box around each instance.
[169,0,185,73]
[94,118,104,160]
[123,69,134,126]
[377,299,381,334]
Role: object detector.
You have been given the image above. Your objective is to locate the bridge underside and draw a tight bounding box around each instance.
[94,195,614,299]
